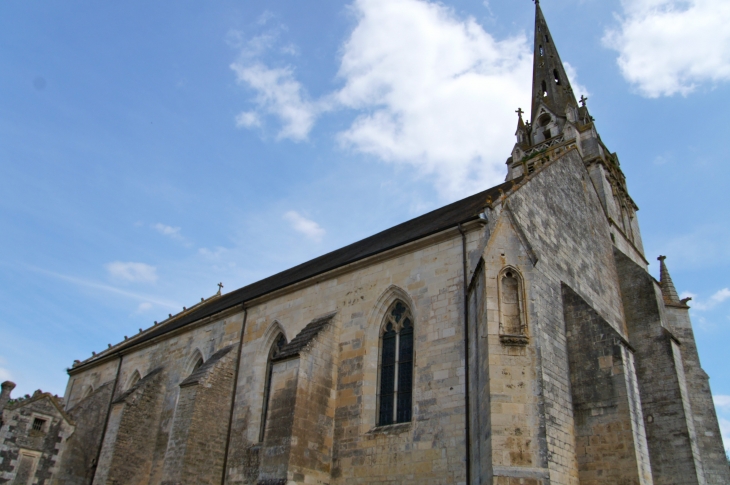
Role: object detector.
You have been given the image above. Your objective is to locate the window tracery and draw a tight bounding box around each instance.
[377,301,414,426]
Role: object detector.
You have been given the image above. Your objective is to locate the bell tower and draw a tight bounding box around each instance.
[505,1,645,258]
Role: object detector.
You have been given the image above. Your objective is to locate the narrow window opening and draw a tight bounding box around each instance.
[554,69,561,85]
[378,301,415,426]
[545,34,550,44]
[259,333,287,442]
[499,268,528,346]
[32,418,46,432]
[543,129,552,140]
[192,357,203,372]
[539,45,544,57]
[541,81,548,97]
[527,164,535,174]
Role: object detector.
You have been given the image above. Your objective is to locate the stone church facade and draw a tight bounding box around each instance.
[2,4,728,485]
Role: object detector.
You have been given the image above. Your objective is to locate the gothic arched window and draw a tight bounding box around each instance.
[126,370,141,390]
[259,333,287,441]
[377,301,414,426]
[499,268,528,346]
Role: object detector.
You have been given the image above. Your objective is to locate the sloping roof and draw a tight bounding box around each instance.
[273,313,336,362]
[75,177,518,370]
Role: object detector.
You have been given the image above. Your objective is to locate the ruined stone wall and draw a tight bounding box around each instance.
[562,284,652,485]
[614,248,706,485]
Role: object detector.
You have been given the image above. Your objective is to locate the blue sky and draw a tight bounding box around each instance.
[1,0,729,450]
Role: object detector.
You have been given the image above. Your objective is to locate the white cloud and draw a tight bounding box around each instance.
[715,395,730,410]
[136,302,154,313]
[230,0,594,199]
[564,62,590,99]
[684,288,730,311]
[720,417,730,453]
[283,211,325,242]
[235,111,262,128]
[105,262,158,284]
[334,0,533,199]
[231,62,318,141]
[152,223,182,239]
[603,0,730,97]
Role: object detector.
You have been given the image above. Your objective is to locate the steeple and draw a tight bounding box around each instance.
[530,2,579,127]
[657,256,681,305]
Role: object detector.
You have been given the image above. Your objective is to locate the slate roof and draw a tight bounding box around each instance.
[75,177,518,370]
[273,313,336,362]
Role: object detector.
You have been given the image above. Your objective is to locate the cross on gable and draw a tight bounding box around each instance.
[516,108,525,118]
[217,282,224,294]
[580,95,588,107]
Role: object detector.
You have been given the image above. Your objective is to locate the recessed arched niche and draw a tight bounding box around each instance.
[498,267,529,346]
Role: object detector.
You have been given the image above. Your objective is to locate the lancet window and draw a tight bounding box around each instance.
[377,301,414,426]
[259,333,287,441]
[498,268,528,346]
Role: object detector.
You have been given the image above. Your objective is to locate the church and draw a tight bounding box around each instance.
[1,3,728,484]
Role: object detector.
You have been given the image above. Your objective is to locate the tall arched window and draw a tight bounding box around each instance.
[259,333,287,441]
[378,301,414,426]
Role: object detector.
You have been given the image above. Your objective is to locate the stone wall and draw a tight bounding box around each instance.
[53,381,114,485]
[0,394,74,485]
[562,284,652,485]
[666,306,730,485]
[161,345,237,485]
[614,248,706,485]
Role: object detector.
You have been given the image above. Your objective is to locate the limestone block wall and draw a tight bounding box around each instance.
[225,229,474,485]
[161,345,237,485]
[562,284,652,485]
[495,149,632,485]
[286,319,338,483]
[93,367,166,485]
[53,382,114,485]
[477,214,547,485]
[614,249,706,485]
[666,306,730,485]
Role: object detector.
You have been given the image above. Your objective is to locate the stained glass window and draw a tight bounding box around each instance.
[378,301,415,425]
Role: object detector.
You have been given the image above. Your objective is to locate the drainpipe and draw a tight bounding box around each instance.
[458,223,472,485]
[90,354,123,484]
[221,307,248,485]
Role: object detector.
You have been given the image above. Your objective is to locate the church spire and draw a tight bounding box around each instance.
[657,256,681,305]
[530,1,578,126]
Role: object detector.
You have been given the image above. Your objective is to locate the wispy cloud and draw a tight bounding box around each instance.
[152,223,183,240]
[231,0,578,200]
[231,62,319,141]
[284,211,325,242]
[106,262,158,284]
[681,288,730,311]
[26,266,178,309]
[603,0,730,97]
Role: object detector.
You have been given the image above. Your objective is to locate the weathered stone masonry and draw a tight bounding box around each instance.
[3,3,728,485]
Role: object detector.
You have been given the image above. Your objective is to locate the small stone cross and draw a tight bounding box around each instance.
[516,107,525,119]
[580,95,588,107]
[217,282,224,295]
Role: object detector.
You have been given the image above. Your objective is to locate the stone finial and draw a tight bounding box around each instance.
[658,255,681,304]
[0,381,16,413]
